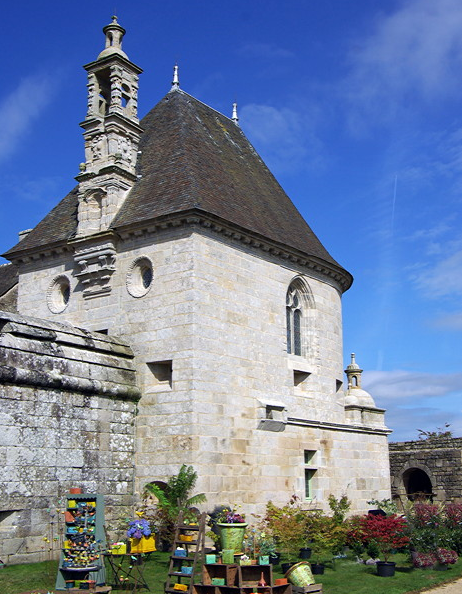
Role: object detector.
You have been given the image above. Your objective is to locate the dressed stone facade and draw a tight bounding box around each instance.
[0,18,391,563]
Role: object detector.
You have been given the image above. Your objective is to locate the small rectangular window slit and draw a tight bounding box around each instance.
[294,370,310,386]
[147,360,173,390]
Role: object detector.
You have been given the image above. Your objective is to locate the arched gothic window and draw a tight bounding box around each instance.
[286,277,315,357]
[286,286,302,355]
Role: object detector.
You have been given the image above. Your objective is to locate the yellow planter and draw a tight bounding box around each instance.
[130,535,156,553]
[110,542,127,555]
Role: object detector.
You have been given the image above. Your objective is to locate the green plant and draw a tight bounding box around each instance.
[258,534,277,557]
[264,498,307,562]
[328,494,351,524]
[366,498,398,516]
[144,465,206,548]
[309,514,348,562]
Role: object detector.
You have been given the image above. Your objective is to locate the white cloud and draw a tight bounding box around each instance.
[432,311,462,330]
[240,103,324,174]
[363,369,462,404]
[345,0,462,124]
[0,73,56,162]
[411,247,462,298]
[386,405,462,442]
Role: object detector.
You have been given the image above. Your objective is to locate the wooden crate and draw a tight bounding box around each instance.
[203,564,240,587]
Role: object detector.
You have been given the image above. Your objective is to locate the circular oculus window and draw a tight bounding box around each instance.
[47,275,71,313]
[126,257,153,297]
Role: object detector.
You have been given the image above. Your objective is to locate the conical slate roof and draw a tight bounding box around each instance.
[4,88,352,290]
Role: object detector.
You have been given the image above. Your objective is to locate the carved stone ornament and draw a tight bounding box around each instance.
[73,242,116,298]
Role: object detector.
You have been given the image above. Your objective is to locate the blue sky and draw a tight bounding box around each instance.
[1,0,461,441]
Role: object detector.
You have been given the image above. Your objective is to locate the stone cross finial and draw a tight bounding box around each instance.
[232,102,239,126]
[171,64,180,90]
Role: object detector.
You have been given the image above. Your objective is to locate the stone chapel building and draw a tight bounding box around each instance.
[0,18,391,562]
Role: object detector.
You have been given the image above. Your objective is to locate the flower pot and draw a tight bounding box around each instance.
[259,556,270,565]
[217,523,248,554]
[299,547,312,560]
[269,553,281,565]
[285,561,315,586]
[69,488,82,494]
[376,561,396,577]
[281,562,294,574]
[310,563,325,575]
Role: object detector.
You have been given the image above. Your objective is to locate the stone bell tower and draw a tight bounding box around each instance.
[72,16,143,297]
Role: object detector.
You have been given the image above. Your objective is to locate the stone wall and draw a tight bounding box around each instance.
[389,438,462,504]
[0,310,140,564]
[10,225,391,518]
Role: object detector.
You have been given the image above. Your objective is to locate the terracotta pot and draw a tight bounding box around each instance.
[69,488,82,494]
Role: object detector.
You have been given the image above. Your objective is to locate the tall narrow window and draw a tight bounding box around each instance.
[304,450,317,500]
[286,286,302,355]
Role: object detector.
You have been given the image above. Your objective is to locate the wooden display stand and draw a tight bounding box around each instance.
[164,512,207,594]
[55,493,107,592]
[193,564,293,594]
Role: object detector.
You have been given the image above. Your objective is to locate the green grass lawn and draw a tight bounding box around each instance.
[2,552,462,594]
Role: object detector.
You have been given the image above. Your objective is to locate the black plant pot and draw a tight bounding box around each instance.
[376,561,396,577]
[269,553,281,565]
[310,563,325,575]
[299,548,312,560]
[281,563,294,574]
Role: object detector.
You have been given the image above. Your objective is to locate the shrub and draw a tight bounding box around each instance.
[359,514,409,562]
[436,548,458,565]
[413,552,436,568]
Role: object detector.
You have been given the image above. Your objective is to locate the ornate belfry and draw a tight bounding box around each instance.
[71,16,143,297]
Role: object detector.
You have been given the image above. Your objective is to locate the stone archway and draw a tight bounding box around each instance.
[402,467,433,501]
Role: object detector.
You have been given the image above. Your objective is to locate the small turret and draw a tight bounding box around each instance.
[97,16,129,60]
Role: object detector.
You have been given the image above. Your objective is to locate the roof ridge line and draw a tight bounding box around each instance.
[171,88,235,124]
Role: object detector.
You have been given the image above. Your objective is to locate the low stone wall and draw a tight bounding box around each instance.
[0,310,141,564]
[389,438,462,504]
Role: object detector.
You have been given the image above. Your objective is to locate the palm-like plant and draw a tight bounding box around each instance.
[145,465,206,548]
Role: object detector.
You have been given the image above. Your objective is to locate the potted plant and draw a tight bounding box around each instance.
[214,506,247,554]
[435,548,458,570]
[308,514,347,574]
[360,513,409,577]
[126,517,156,553]
[257,533,277,565]
[264,499,307,572]
[144,465,206,550]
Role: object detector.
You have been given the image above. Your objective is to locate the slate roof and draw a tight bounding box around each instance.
[3,88,351,288]
[0,262,18,297]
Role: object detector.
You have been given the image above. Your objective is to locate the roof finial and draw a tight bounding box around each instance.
[171,64,180,91]
[232,101,239,126]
